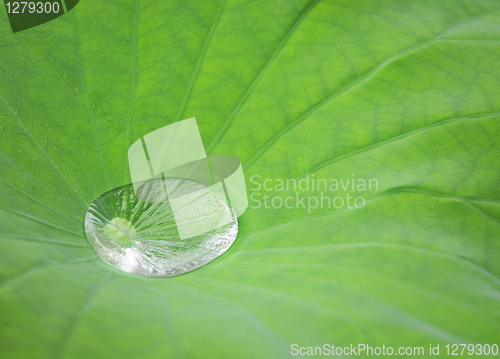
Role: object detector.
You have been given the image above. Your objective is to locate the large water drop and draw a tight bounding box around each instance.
[84,178,238,277]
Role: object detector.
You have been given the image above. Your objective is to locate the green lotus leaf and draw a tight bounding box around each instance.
[1,0,500,358]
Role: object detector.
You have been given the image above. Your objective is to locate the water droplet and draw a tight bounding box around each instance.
[84,177,238,277]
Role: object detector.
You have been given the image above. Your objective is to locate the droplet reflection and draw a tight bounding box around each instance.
[84,178,238,277]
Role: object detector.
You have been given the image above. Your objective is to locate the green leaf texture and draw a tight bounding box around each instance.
[1,0,500,358]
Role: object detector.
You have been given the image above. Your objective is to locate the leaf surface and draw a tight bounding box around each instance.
[1,0,500,358]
